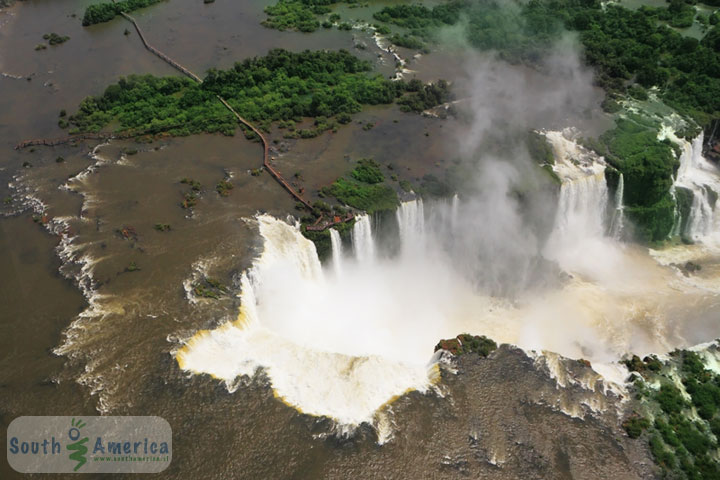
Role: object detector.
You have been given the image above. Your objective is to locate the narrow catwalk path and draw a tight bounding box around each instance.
[119,11,313,210]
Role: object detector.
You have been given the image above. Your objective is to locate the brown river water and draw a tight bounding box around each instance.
[1,1,718,478]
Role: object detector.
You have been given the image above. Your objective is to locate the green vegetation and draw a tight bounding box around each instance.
[82,0,164,26]
[180,177,201,191]
[261,0,371,32]
[321,158,398,214]
[323,178,398,214]
[599,118,678,242]
[647,0,697,29]
[526,131,555,166]
[43,33,70,45]
[389,33,427,52]
[397,78,452,113]
[263,0,332,32]
[193,277,227,299]
[622,354,662,373]
[180,177,201,209]
[434,334,498,357]
[624,348,720,478]
[622,414,650,439]
[34,44,47,51]
[125,261,140,272]
[154,223,171,231]
[216,180,234,197]
[300,213,354,259]
[69,50,444,137]
[350,158,384,184]
[373,0,720,126]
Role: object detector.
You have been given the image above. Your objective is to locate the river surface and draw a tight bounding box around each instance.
[2,1,720,479]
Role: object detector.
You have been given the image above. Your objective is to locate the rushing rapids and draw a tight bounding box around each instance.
[667,131,720,242]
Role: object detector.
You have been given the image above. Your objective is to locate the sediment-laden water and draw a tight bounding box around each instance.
[3,1,720,479]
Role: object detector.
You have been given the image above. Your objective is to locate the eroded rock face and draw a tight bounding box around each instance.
[315,345,658,479]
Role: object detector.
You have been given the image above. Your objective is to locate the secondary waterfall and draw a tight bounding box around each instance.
[352,214,375,262]
[671,132,720,241]
[609,173,625,240]
[396,198,425,254]
[330,228,343,276]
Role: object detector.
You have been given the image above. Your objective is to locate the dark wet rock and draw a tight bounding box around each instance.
[311,345,658,479]
[671,260,702,276]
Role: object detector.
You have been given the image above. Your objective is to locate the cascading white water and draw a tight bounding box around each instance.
[352,214,375,262]
[176,136,719,438]
[609,173,625,240]
[670,132,720,241]
[396,198,425,254]
[330,228,343,276]
[552,172,608,240]
[542,130,623,281]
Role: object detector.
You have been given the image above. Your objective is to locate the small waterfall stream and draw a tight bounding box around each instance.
[609,173,625,240]
[330,228,343,276]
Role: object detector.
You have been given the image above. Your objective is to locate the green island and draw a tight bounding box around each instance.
[263,0,340,32]
[43,32,70,45]
[321,158,399,214]
[622,347,720,479]
[82,0,164,26]
[68,49,447,137]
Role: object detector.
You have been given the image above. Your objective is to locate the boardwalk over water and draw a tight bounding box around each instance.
[119,11,315,210]
[18,9,321,215]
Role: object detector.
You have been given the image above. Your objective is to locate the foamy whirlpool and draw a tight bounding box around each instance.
[176,215,442,436]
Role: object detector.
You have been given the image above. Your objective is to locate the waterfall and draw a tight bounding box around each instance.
[352,214,375,263]
[450,194,460,232]
[542,130,621,279]
[330,228,343,276]
[552,172,609,240]
[544,130,610,243]
[672,132,720,241]
[396,199,425,254]
[609,173,625,240]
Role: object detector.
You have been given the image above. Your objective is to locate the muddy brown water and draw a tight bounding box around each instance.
[0,1,660,479]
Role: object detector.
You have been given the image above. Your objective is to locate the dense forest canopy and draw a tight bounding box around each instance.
[373,0,720,125]
[83,0,164,26]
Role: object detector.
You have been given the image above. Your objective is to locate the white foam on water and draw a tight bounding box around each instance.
[177,193,711,437]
